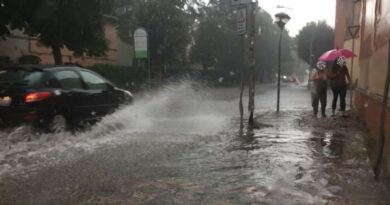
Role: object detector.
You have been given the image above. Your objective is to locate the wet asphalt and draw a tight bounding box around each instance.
[0,83,389,205]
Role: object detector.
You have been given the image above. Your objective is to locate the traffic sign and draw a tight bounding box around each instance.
[134,28,148,59]
[237,8,247,35]
[231,0,253,6]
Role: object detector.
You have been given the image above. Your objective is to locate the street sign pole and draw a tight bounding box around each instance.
[232,0,257,127]
[134,28,150,89]
[237,7,247,36]
[235,4,247,129]
[247,2,256,126]
[147,35,151,89]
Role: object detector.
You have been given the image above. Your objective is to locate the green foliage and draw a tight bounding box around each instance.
[0,0,301,85]
[190,6,245,72]
[0,0,41,37]
[0,56,10,66]
[255,8,297,82]
[191,5,296,83]
[27,0,108,63]
[89,63,242,91]
[89,64,147,91]
[0,0,110,64]
[296,21,335,66]
[122,0,195,67]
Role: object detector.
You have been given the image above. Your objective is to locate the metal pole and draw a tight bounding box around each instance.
[373,41,390,180]
[248,3,256,126]
[238,6,247,129]
[239,69,245,130]
[277,28,283,113]
[148,35,151,90]
[308,35,313,90]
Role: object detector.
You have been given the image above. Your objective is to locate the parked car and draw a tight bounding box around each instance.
[282,75,296,83]
[0,65,133,132]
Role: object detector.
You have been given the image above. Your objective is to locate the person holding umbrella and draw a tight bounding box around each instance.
[310,60,328,118]
[328,56,351,116]
[319,48,356,116]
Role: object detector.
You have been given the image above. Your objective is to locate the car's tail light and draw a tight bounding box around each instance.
[25,92,52,103]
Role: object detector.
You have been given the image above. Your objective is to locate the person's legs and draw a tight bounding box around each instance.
[340,85,347,111]
[312,92,320,117]
[331,87,339,115]
[320,88,327,117]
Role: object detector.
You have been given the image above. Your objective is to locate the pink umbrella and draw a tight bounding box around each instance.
[318,48,357,61]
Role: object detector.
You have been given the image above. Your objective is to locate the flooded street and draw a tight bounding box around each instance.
[1,83,389,205]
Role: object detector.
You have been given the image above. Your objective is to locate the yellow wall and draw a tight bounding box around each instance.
[343,38,361,86]
[368,43,389,95]
[358,42,389,96]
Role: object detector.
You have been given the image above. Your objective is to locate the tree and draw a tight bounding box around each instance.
[256,8,297,82]
[112,0,202,43]
[255,8,285,82]
[296,21,334,67]
[190,5,245,72]
[122,0,196,67]
[0,0,41,37]
[190,5,296,83]
[0,0,110,65]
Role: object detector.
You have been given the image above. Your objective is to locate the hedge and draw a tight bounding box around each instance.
[88,63,242,92]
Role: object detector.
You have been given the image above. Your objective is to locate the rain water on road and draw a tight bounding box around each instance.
[0,83,389,205]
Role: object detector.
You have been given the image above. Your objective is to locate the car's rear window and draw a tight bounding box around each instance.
[0,68,43,88]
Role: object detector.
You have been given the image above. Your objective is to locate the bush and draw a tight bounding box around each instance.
[88,64,242,92]
[199,69,241,86]
[0,56,11,66]
[18,55,41,64]
[89,64,148,91]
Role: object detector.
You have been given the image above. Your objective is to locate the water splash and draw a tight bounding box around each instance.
[0,81,234,177]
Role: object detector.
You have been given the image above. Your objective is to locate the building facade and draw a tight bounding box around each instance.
[0,18,133,67]
[335,0,390,175]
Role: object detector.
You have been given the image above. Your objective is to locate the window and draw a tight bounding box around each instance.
[45,75,61,88]
[0,69,43,88]
[54,70,83,90]
[24,71,43,87]
[80,71,109,90]
[0,69,25,82]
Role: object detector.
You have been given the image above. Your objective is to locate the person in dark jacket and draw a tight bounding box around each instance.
[329,56,351,116]
[310,61,328,117]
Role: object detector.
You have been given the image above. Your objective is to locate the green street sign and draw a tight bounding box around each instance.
[134,28,148,59]
[135,50,147,59]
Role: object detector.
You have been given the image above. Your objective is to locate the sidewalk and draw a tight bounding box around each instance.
[248,109,390,204]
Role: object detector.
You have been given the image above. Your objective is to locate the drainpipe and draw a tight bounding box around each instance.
[373,41,390,180]
[350,2,356,109]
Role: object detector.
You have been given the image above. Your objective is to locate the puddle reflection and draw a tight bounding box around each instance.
[310,131,345,159]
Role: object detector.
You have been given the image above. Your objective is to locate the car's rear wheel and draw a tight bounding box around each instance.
[49,114,67,133]
[40,109,74,133]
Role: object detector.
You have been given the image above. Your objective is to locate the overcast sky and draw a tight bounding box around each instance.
[203,0,336,36]
[258,0,336,36]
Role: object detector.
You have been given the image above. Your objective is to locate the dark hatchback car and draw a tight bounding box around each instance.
[0,65,133,132]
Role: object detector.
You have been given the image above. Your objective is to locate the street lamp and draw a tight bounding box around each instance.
[307,34,315,90]
[275,12,290,113]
